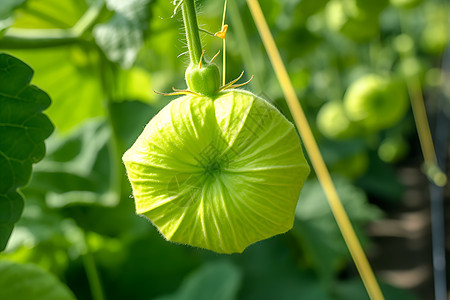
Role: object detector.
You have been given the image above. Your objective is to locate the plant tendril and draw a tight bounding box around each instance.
[210,50,221,64]
[172,0,184,18]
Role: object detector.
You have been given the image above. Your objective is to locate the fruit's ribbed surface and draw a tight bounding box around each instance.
[122,90,310,253]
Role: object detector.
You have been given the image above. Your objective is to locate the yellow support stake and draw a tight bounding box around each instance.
[406,76,447,187]
[246,1,385,299]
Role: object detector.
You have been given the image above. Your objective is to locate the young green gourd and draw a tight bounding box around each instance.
[343,74,408,131]
[122,0,310,254]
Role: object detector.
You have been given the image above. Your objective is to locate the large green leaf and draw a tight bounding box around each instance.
[7,46,105,133]
[11,0,87,29]
[26,119,117,208]
[93,0,151,68]
[0,0,26,32]
[0,260,76,300]
[4,0,104,133]
[0,53,53,251]
[293,177,383,279]
[23,100,159,208]
[155,260,242,300]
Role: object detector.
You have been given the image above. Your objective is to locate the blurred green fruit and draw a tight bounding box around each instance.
[425,68,443,88]
[420,3,448,55]
[344,74,409,131]
[393,34,414,55]
[397,56,425,81]
[325,0,380,42]
[421,22,448,55]
[316,101,358,139]
[390,0,424,9]
[378,136,409,163]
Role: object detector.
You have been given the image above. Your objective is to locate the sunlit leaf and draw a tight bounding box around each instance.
[0,53,53,251]
[0,0,26,32]
[7,46,105,133]
[26,119,117,207]
[0,260,76,300]
[11,0,86,29]
[93,0,151,68]
[115,67,154,103]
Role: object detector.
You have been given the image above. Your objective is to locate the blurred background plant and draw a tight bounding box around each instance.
[0,0,448,299]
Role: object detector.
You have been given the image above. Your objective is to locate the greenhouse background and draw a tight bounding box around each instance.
[0,0,449,299]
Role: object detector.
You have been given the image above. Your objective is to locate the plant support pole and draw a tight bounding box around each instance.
[428,45,450,300]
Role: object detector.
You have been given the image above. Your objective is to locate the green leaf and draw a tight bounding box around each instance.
[0,0,26,32]
[155,260,242,300]
[11,0,87,29]
[93,0,151,68]
[0,53,53,251]
[0,260,76,300]
[8,46,105,133]
[293,177,383,279]
[25,119,118,208]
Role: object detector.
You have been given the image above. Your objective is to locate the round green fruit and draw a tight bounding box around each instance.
[397,56,425,81]
[122,90,310,254]
[325,0,380,42]
[420,3,448,55]
[421,22,448,55]
[378,136,409,163]
[343,74,409,131]
[316,101,358,140]
[185,62,221,96]
[393,34,414,55]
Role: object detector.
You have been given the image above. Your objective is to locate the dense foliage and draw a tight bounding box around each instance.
[0,0,447,299]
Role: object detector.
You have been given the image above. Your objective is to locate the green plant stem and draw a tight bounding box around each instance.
[98,54,125,200]
[181,0,203,65]
[0,29,80,49]
[81,231,105,300]
[0,0,104,49]
[74,208,105,300]
[228,0,263,91]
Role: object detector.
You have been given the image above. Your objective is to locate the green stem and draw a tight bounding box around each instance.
[181,0,203,65]
[0,29,79,49]
[75,208,105,300]
[228,0,263,91]
[81,231,105,300]
[0,0,104,49]
[98,54,125,197]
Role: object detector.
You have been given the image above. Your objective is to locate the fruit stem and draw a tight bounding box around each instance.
[182,0,203,66]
